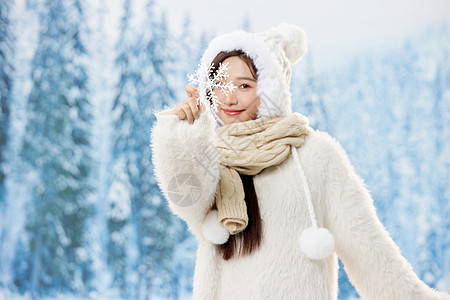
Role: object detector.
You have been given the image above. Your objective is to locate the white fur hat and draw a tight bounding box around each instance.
[199,23,308,125]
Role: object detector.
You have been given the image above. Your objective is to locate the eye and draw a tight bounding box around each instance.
[240,84,250,89]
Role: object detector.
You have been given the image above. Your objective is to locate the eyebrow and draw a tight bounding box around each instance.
[234,77,257,82]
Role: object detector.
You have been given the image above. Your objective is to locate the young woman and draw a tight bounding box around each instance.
[150,23,449,299]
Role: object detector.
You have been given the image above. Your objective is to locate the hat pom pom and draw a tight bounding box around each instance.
[300,227,335,260]
[202,209,230,244]
[275,23,308,64]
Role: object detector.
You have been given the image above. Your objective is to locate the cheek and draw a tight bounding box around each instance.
[212,89,228,100]
[212,91,221,102]
[248,93,260,112]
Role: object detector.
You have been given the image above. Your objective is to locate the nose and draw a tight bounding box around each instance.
[222,89,238,106]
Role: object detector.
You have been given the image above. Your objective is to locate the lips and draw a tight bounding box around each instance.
[223,109,245,116]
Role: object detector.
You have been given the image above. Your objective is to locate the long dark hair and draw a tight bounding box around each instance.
[210,50,263,260]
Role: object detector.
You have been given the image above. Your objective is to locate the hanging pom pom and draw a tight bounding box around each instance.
[201,209,230,245]
[300,227,335,260]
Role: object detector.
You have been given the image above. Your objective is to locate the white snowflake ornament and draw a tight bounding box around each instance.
[187,59,237,112]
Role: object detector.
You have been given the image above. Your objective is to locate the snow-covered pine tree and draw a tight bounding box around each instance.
[140,10,178,298]
[0,0,14,271]
[241,15,251,32]
[415,28,450,289]
[18,0,93,296]
[106,0,134,295]
[433,41,450,290]
[1,0,39,290]
[175,14,196,102]
[110,0,178,296]
[0,0,14,208]
[291,51,332,133]
[388,40,424,271]
[83,0,117,295]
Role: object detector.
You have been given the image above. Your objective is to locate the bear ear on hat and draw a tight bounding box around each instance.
[273,23,308,64]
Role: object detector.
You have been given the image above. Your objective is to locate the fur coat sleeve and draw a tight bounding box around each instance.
[318,132,449,300]
[150,107,220,241]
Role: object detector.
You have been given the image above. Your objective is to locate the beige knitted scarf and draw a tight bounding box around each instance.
[214,112,313,235]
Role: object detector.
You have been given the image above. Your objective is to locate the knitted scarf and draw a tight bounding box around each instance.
[214,112,313,235]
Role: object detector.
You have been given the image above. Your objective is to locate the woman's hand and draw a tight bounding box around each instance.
[172,84,206,124]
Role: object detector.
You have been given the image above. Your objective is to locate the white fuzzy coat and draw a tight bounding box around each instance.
[150,107,449,300]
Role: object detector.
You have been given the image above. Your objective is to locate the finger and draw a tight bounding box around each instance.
[176,107,186,120]
[198,100,206,113]
[181,102,195,124]
[197,101,206,114]
[187,98,200,119]
[173,105,186,120]
[185,84,198,98]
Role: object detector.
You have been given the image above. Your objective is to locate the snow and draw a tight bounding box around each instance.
[1,0,449,299]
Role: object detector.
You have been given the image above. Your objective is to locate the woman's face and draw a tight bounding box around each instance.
[214,56,260,125]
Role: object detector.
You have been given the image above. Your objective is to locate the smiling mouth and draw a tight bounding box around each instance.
[223,109,245,116]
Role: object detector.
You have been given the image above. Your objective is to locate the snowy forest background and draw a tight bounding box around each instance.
[0,0,449,299]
